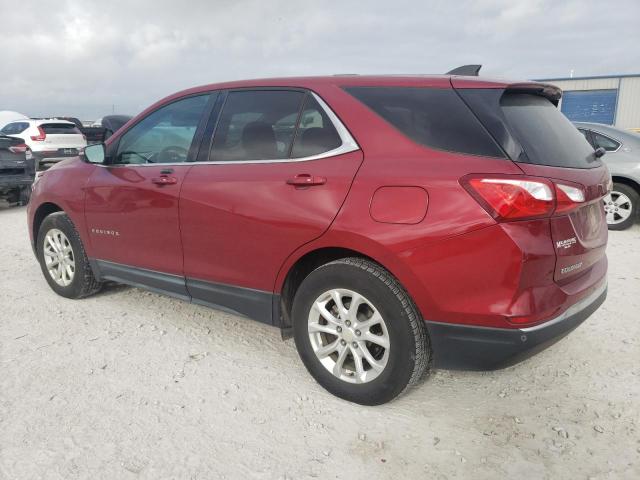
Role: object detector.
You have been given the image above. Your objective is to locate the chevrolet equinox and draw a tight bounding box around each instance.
[27,72,609,405]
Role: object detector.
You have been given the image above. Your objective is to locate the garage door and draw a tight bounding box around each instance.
[560,89,618,125]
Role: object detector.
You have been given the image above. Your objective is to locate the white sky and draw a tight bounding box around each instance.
[1,0,639,120]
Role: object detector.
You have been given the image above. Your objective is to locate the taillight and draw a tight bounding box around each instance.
[462,175,586,221]
[9,143,28,154]
[30,126,46,141]
[555,183,586,214]
[464,177,554,220]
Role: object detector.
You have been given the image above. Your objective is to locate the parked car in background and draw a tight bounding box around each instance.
[0,119,87,170]
[0,135,34,205]
[83,115,133,144]
[28,73,609,404]
[575,122,640,230]
[96,115,132,141]
[53,117,104,145]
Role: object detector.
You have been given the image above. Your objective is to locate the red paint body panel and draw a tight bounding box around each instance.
[83,165,192,275]
[370,186,428,224]
[179,151,363,290]
[515,162,609,285]
[27,158,95,253]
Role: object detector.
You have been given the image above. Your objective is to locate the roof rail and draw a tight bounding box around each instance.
[446,65,482,76]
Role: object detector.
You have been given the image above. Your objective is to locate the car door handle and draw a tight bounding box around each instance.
[151,176,178,186]
[286,174,327,187]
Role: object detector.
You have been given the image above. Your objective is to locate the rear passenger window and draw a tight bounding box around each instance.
[291,95,342,158]
[211,90,305,161]
[344,86,504,158]
[592,132,620,152]
[0,122,29,135]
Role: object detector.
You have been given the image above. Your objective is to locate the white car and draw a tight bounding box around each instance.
[0,119,87,168]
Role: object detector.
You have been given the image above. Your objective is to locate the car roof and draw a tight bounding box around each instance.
[30,118,76,126]
[166,74,556,98]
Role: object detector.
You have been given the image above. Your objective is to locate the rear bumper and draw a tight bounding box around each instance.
[32,151,80,165]
[425,280,607,370]
[0,174,34,190]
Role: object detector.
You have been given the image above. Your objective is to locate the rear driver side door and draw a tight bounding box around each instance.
[179,89,363,323]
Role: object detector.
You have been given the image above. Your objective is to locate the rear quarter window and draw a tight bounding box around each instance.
[344,86,505,158]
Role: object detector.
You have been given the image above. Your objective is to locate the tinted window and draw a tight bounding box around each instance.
[500,94,600,169]
[1,122,29,135]
[578,128,595,148]
[41,123,81,135]
[291,95,342,158]
[344,86,504,157]
[211,90,305,161]
[115,94,210,164]
[592,131,620,151]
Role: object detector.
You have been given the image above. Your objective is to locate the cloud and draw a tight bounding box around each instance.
[0,0,638,119]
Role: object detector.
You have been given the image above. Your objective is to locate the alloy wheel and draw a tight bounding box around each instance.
[43,228,75,287]
[307,288,390,384]
[603,191,632,225]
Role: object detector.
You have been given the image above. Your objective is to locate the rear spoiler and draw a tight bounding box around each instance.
[505,82,562,105]
[450,75,563,106]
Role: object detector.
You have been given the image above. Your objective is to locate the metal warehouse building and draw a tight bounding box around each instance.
[537,74,640,131]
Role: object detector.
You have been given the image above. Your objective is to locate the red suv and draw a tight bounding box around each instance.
[27,73,609,405]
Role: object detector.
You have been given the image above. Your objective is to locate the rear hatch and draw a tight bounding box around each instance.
[40,122,87,152]
[455,82,609,285]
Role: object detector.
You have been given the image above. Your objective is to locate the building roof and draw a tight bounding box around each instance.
[536,73,640,82]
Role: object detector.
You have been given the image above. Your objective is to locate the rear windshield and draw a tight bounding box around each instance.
[500,93,600,169]
[41,123,81,135]
[344,86,505,158]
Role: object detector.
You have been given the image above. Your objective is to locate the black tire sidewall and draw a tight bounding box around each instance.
[608,183,639,231]
[37,213,91,299]
[19,186,31,206]
[292,261,420,405]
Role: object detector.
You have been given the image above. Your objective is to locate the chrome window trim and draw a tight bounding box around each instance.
[100,92,360,168]
[590,129,622,153]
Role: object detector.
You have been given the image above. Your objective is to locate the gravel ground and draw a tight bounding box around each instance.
[1,204,639,480]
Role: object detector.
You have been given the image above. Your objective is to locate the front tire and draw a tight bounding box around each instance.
[292,257,430,405]
[604,183,638,231]
[37,212,102,298]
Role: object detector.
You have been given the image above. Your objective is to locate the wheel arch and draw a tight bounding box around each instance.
[278,247,371,329]
[276,239,429,333]
[32,202,64,246]
[611,175,640,197]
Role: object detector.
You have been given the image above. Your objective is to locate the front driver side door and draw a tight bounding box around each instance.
[84,93,212,295]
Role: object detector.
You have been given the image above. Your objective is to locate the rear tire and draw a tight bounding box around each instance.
[37,212,102,298]
[604,183,638,231]
[19,186,31,206]
[292,257,430,405]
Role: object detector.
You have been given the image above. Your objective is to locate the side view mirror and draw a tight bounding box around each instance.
[594,147,606,158]
[83,143,106,164]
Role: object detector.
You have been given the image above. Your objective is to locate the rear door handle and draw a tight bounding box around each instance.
[286,174,327,187]
[151,176,178,186]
